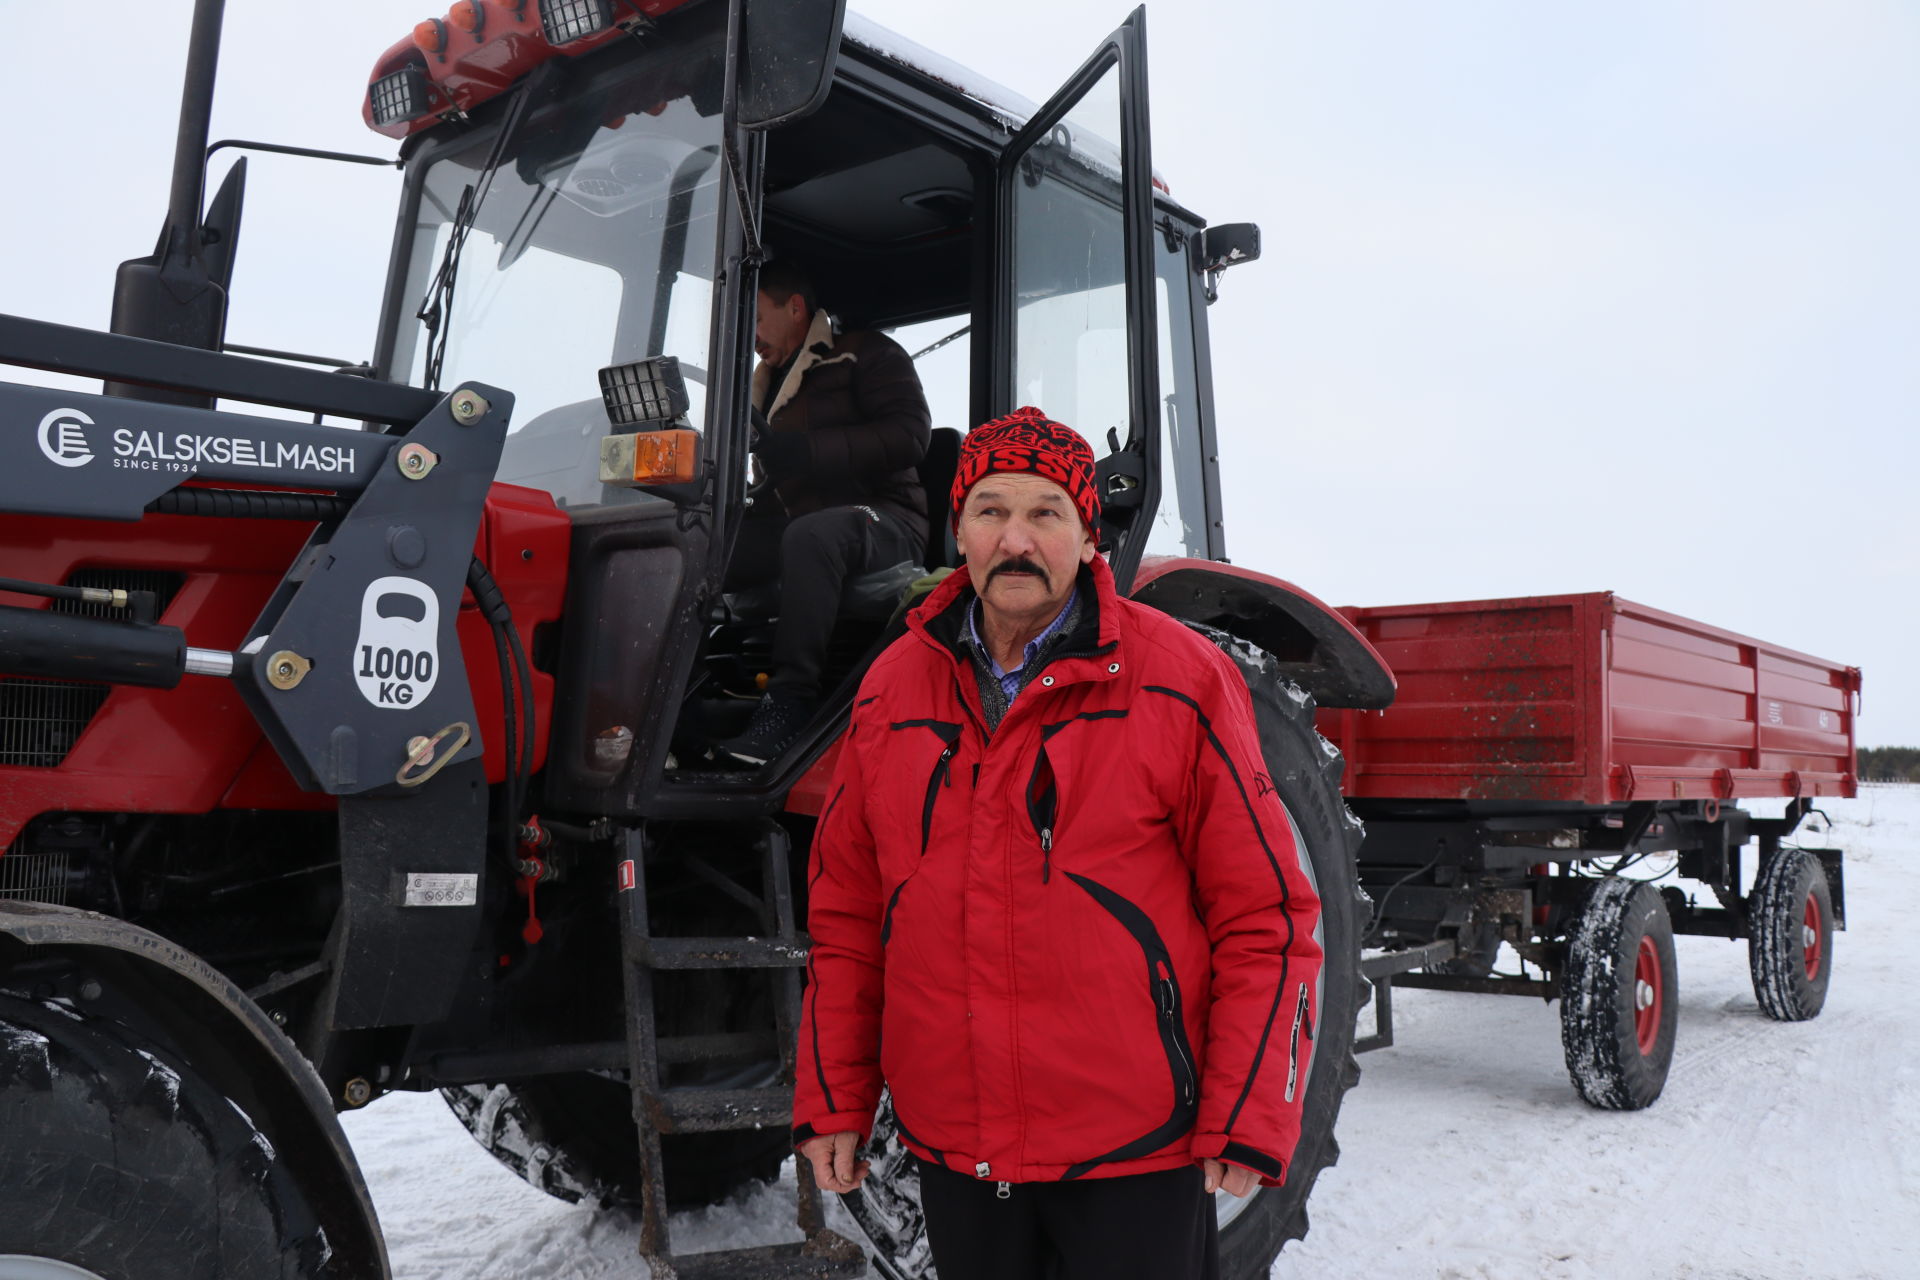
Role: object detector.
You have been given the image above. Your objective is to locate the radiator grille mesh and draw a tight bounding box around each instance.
[0,569,179,768]
[0,847,69,904]
[0,679,110,767]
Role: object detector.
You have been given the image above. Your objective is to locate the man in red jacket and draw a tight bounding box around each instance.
[793,407,1324,1279]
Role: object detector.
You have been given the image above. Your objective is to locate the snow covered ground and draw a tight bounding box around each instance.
[342,787,1920,1278]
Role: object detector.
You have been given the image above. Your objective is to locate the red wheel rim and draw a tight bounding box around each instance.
[1633,934,1663,1055]
[1802,893,1823,981]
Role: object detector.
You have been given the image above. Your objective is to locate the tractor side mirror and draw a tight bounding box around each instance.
[1199,222,1261,274]
[1197,222,1260,303]
[737,0,848,131]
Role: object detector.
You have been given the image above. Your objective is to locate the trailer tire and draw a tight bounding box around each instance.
[0,991,334,1278]
[840,629,1368,1279]
[1560,878,1677,1110]
[1748,848,1833,1022]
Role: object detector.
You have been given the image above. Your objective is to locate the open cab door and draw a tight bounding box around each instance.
[993,8,1159,590]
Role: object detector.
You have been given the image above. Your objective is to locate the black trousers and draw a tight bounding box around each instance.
[727,504,921,700]
[916,1159,1221,1280]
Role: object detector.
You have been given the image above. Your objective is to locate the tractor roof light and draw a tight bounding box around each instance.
[599,356,690,429]
[413,17,450,56]
[449,2,485,34]
[369,62,437,127]
[539,0,615,46]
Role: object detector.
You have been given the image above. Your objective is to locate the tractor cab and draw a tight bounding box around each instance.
[365,1,1241,814]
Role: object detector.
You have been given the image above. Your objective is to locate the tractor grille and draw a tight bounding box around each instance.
[0,570,179,767]
[0,679,109,767]
[0,846,69,904]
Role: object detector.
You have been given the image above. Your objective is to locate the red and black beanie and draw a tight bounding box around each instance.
[950,406,1101,532]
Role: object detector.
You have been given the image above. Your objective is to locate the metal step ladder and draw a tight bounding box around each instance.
[616,821,868,1280]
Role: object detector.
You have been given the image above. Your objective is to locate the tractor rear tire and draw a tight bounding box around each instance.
[840,629,1369,1279]
[443,1073,788,1208]
[0,990,334,1278]
[1560,878,1678,1110]
[1748,848,1834,1022]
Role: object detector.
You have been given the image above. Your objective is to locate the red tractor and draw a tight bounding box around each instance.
[0,3,1387,1276]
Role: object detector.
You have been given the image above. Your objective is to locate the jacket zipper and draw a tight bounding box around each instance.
[1285,981,1311,1103]
[1025,746,1057,883]
[1158,967,1198,1106]
[919,742,955,857]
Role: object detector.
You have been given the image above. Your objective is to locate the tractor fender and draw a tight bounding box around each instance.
[0,899,390,1279]
[1130,557,1396,709]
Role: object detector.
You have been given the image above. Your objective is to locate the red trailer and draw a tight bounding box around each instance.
[1314,591,1858,1109]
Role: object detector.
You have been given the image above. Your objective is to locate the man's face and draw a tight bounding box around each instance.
[754,290,810,365]
[954,472,1096,629]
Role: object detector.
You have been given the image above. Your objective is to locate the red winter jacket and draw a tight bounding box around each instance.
[792,556,1324,1186]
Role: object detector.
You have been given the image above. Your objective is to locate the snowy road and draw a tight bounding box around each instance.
[342,788,1920,1278]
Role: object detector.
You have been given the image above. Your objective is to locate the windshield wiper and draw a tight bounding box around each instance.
[415,76,545,392]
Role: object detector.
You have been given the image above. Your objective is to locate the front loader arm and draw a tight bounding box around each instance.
[0,314,512,797]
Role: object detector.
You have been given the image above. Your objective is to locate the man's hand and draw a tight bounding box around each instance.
[799,1131,870,1194]
[1202,1158,1259,1198]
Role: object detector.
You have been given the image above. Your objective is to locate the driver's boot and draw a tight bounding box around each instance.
[714,690,814,767]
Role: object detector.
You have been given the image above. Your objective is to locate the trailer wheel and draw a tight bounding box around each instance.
[1559,878,1678,1109]
[0,990,334,1277]
[1748,848,1833,1021]
[840,629,1369,1280]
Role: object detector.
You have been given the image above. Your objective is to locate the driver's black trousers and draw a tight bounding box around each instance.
[727,503,921,701]
[915,1158,1221,1280]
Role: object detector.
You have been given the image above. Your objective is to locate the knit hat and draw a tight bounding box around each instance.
[950,407,1102,532]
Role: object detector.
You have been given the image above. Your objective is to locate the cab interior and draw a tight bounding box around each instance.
[674,82,988,771]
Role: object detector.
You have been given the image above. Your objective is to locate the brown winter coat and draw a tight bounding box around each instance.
[751,309,932,542]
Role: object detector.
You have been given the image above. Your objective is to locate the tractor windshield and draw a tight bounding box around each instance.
[386,44,727,508]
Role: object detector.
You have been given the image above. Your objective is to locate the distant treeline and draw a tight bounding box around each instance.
[1858,746,1920,782]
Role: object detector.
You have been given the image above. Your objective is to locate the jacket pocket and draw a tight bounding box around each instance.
[887,719,962,859]
[880,875,912,947]
[1059,872,1202,1179]
[1025,746,1057,882]
[1025,711,1129,884]
[1155,959,1199,1109]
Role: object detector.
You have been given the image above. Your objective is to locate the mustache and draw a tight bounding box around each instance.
[989,557,1049,586]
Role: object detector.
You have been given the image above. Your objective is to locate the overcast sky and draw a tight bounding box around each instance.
[4,2,1913,747]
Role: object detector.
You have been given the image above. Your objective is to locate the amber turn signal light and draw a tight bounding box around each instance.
[599,429,701,487]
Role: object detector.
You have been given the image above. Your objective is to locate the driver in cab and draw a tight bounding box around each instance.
[716,260,932,765]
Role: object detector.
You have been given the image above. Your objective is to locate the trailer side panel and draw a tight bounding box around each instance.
[1318,592,1857,804]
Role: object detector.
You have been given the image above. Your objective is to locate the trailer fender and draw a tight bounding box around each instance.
[0,899,389,1279]
[1131,557,1395,709]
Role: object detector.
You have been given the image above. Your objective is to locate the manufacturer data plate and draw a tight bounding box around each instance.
[403,872,479,907]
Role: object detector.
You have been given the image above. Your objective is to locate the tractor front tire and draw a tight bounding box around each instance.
[1560,878,1678,1110]
[0,990,334,1278]
[840,630,1369,1279]
[1748,848,1834,1022]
